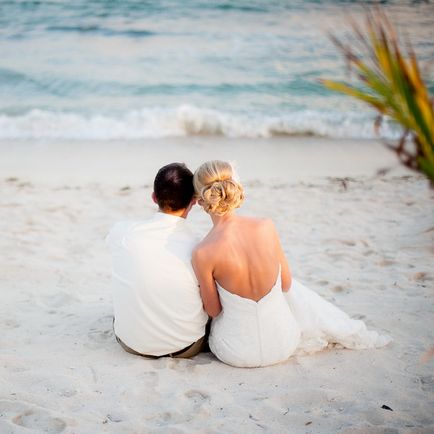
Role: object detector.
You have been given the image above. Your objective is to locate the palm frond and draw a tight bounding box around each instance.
[322,8,434,186]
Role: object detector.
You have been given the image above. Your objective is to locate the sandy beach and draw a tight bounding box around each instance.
[2,0,434,431]
[1,137,433,433]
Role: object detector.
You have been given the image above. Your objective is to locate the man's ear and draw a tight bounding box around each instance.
[151,192,158,205]
[182,199,195,218]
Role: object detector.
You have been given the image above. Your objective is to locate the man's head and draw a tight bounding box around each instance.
[152,163,195,216]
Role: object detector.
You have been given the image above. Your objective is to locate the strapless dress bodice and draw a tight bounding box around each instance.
[209,273,301,368]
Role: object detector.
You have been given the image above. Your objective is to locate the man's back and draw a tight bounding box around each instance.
[106,212,207,356]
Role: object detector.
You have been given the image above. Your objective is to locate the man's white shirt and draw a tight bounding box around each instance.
[106,212,207,356]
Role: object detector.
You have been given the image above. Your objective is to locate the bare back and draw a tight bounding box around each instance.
[192,215,291,316]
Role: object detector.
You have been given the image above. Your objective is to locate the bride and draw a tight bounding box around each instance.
[192,160,391,368]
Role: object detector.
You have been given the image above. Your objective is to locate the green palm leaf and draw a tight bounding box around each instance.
[322,8,434,186]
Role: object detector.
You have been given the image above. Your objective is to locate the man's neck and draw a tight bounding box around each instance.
[159,208,188,219]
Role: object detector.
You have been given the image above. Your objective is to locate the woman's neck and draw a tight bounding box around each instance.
[210,212,235,227]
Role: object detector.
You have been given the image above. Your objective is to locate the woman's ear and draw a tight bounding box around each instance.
[151,192,158,205]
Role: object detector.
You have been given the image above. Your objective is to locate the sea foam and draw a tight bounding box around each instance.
[0,105,401,141]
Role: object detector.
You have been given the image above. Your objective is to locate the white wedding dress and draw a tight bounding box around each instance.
[209,270,392,368]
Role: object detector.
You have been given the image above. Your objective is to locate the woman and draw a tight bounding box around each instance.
[192,160,391,368]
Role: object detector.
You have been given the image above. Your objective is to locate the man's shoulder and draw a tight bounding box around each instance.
[180,221,200,239]
[106,216,200,250]
[105,220,144,248]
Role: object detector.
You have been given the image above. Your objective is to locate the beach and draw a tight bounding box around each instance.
[1,137,433,433]
[1,0,434,431]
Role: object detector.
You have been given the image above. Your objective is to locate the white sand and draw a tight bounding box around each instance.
[1,137,433,433]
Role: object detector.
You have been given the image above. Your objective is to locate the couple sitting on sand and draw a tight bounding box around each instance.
[106,161,391,368]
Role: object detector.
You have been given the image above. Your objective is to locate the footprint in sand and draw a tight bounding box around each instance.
[363,249,375,256]
[420,375,434,393]
[0,400,66,433]
[140,371,159,389]
[58,389,77,398]
[13,410,66,433]
[184,390,211,411]
[87,328,113,344]
[339,240,356,247]
[151,390,211,425]
[2,318,19,329]
[87,315,114,346]
[40,292,80,309]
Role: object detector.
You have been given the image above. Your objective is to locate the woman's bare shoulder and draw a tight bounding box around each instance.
[236,214,269,223]
[192,233,218,259]
[237,215,275,230]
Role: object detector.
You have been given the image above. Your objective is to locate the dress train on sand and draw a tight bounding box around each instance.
[209,273,392,368]
[286,279,392,355]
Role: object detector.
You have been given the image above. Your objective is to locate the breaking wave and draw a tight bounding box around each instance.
[0,105,401,140]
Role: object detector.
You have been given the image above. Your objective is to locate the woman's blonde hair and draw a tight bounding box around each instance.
[193,160,244,216]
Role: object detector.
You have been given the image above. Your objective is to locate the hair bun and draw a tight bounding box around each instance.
[200,178,244,215]
[194,160,245,215]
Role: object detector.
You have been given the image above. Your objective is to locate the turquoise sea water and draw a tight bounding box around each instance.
[0,0,433,139]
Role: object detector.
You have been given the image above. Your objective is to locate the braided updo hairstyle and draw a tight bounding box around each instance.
[193,160,244,216]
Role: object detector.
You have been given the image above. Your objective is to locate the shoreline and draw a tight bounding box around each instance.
[0,136,409,187]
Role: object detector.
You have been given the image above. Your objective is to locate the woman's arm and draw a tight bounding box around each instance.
[192,247,222,318]
[279,247,292,292]
[268,220,292,292]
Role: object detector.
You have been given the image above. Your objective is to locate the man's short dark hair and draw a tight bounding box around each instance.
[153,163,195,211]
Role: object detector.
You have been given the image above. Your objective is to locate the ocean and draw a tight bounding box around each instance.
[0,0,433,140]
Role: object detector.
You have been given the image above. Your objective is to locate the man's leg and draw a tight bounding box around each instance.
[172,318,212,358]
[172,335,206,359]
[112,316,211,359]
[113,317,159,359]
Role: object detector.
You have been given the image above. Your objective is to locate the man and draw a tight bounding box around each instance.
[106,163,208,358]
